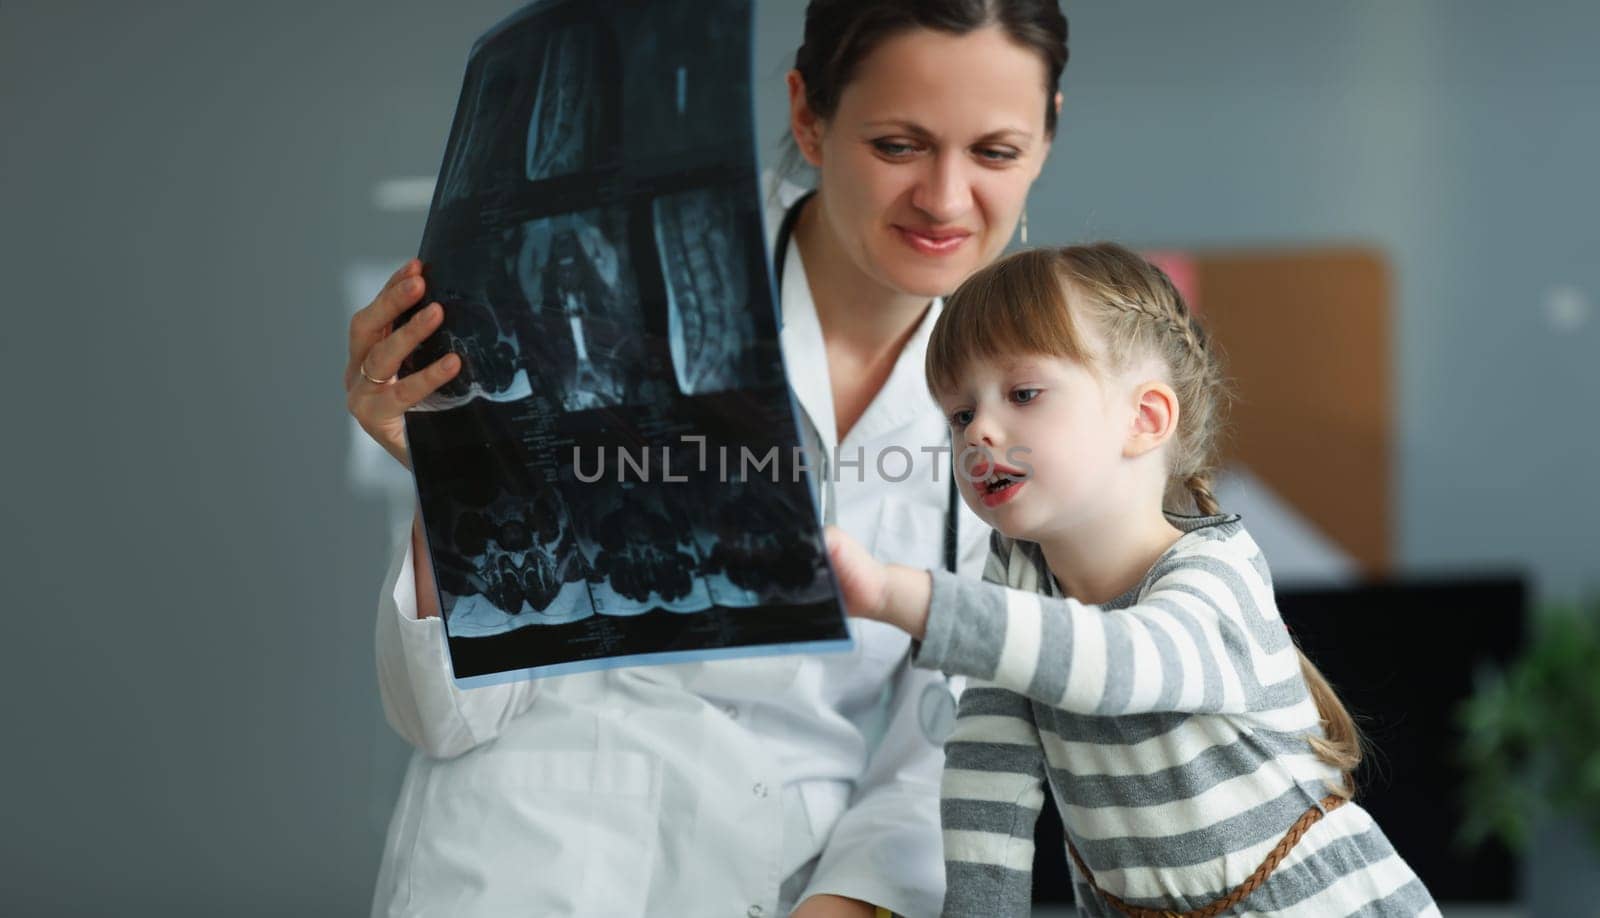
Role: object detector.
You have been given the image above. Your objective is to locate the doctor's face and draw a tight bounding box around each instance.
[798,25,1054,299]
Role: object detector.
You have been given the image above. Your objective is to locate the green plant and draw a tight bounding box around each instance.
[1457,596,1600,853]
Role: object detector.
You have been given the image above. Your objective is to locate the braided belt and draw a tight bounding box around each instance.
[1066,794,1347,918]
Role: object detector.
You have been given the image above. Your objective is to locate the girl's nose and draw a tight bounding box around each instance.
[963,416,1001,477]
[965,411,999,449]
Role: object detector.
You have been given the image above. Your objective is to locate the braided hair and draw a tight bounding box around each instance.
[1053,243,1226,515]
[926,243,1363,797]
[926,242,1229,516]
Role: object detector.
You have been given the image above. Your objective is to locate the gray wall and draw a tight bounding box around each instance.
[1,1,1592,913]
[1043,2,1599,597]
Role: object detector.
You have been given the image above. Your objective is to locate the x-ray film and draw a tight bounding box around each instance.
[398,0,849,686]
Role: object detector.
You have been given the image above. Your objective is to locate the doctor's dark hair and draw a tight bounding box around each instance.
[785,0,1068,168]
[927,244,1365,799]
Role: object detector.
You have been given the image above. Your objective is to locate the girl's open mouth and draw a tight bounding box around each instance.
[980,474,1025,508]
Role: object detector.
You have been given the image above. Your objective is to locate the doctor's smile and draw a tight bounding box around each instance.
[894,224,972,257]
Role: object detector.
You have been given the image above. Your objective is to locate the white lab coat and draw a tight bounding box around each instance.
[368,181,990,918]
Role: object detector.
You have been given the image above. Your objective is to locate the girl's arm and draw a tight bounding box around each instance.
[825,527,1304,720]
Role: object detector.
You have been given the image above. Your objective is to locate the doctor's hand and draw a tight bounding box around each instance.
[824,526,930,640]
[789,893,878,918]
[344,258,462,469]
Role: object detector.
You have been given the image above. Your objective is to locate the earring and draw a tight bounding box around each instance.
[1020,205,1030,245]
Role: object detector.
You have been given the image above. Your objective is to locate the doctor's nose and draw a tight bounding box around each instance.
[911,154,973,224]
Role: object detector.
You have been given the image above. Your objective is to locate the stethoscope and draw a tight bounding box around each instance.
[773,190,962,743]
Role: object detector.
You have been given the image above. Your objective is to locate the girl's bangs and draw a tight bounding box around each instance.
[926,249,1087,396]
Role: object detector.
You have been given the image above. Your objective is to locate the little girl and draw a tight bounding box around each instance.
[825,244,1437,917]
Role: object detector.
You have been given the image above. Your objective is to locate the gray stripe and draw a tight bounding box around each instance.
[1027,600,1070,703]
[1071,818,1433,916]
[939,522,1433,916]
[942,862,1033,918]
[1236,817,1419,913]
[1166,553,1290,654]
[945,740,1045,777]
[941,797,1043,836]
[1146,597,1224,711]
[1258,671,1314,711]
[1025,540,1052,585]
[1344,878,1437,917]
[1048,731,1313,809]
[920,570,1008,682]
[956,686,1037,718]
[1224,630,1313,712]
[1143,614,1183,711]
[1159,581,1299,712]
[1164,578,1286,665]
[1036,708,1189,746]
[1103,818,1401,911]
[1094,609,1136,715]
[1073,784,1318,870]
[1247,549,1275,592]
[1144,552,1195,589]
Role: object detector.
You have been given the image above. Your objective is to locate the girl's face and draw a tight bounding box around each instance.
[938,348,1137,543]
[793,26,1055,298]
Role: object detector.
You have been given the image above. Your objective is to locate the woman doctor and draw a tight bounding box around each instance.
[344,2,1067,915]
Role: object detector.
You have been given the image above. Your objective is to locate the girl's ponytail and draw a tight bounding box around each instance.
[1297,650,1364,798]
[932,242,1368,800]
[1183,472,1221,517]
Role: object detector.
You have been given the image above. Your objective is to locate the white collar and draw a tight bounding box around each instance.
[770,188,944,452]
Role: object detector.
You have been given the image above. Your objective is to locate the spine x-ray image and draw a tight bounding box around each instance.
[397,0,848,686]
[654,189,767,396]
[514,207,646,412]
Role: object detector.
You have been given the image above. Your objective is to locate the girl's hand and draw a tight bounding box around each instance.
[825,526,934,640]
[344,259,463,469]
[824,526,890,621]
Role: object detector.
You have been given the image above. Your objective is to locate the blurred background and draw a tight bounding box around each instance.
[2,1,1595,914]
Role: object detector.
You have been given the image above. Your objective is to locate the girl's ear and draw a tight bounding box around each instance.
[1125,381,1179,459]
[787,71,825,167]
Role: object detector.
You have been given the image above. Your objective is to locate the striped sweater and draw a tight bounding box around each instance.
[915,512,1437,917]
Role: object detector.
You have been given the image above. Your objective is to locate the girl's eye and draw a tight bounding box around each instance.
[1012,388,1041,404]
[950,408,975,428]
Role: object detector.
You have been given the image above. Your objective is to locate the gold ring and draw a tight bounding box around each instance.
[360,360,397,385]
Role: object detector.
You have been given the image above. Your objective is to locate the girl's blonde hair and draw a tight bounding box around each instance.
[927,242,1363,797]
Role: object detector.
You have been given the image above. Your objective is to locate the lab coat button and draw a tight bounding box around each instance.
[752,782,769,798]
[747,907,764,918]
[723,704,739,720]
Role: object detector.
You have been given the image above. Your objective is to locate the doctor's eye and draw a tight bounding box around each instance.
[974,145,1022,164]
[871,139,922,159]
